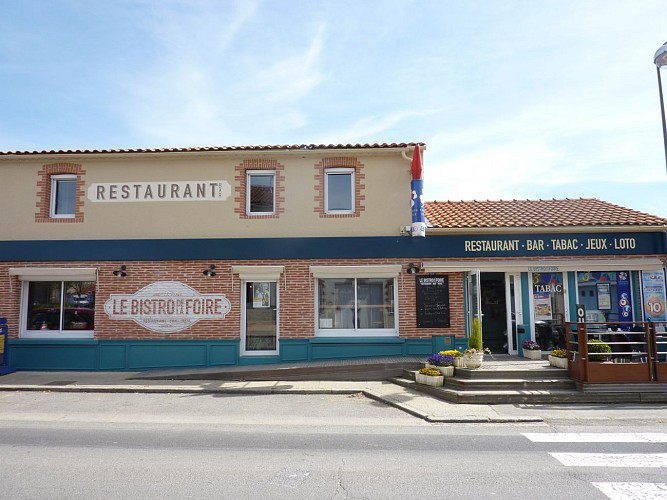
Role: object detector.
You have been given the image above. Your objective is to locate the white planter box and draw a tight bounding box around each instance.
[548,355,568,368]
[415,373,444,386]
[523,349,542,360]
[463,352,484,369]
[454,357,465,368]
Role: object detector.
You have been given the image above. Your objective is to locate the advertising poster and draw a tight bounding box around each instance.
[641,270,667,322]
[616,271,633,330]
[596,283,611,310]
[533,293,553,320]
[253,282,271,308]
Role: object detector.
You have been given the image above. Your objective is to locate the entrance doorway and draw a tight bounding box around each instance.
[480,273,507,353]
[241,281,278,355]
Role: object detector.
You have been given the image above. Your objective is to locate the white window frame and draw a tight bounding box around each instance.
[311,265,400,337]
[246,170,276,215]
[324,168,355,214]
[50,174,77,218]
[11,268,97,339]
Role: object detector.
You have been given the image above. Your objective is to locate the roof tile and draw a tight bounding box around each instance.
[424,198,667,228]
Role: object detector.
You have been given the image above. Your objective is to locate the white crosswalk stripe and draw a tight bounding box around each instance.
[592,482,667,500]
[550,453,667,468]
[522,433,667,499]
[523,433,667,443]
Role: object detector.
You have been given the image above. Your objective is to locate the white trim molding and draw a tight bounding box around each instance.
[309,265,402,278]
[422,258,665,273]
[9,267,97,281]
[232,265,285,281]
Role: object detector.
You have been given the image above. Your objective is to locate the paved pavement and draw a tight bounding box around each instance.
[0,369,544,424]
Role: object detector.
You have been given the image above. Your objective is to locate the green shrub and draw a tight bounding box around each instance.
[587,339,611,361]
[468,317,482,351]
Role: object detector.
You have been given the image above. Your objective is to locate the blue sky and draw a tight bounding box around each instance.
[2,0,667,217]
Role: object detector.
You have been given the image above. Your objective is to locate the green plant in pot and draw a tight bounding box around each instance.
[587,339,612,361]
[463,317,489,368]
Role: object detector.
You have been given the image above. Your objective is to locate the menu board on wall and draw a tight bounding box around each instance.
[416,275,450,328]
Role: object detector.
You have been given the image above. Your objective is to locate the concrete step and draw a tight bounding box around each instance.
[390,377,666,404]
[444,377,577,391]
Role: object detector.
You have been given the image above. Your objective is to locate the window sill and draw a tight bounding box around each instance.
[315,330,399,338]
[21,331,95,340]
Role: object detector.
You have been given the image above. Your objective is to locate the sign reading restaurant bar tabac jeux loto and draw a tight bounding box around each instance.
[104,281,232,333]
[458,232,664,257]
[88,180,231,202]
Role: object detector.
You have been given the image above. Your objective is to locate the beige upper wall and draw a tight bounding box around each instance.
[0,148,416,240]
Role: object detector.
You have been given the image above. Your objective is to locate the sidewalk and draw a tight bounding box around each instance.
[0,370,542,424]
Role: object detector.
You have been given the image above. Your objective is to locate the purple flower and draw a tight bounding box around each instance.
[427,353,455,366]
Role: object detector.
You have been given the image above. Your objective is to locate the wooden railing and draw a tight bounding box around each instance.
[564,321,667,384]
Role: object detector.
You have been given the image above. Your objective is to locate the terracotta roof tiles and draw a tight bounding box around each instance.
[424,198,667,228]
[0,142,422,156]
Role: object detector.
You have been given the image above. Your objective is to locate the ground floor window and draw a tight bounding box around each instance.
[317,277,396,335]
[23,280,96,338]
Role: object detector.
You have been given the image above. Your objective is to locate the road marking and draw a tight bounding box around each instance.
[523,433,667,443]
[592,482,667,500]
[550,453,667,468]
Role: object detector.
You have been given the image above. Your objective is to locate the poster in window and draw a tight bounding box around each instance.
[533,293,553,320]
[641,270,667,322]
[596,282,611,310]
[416,275,450,328]
[253,282,271,308]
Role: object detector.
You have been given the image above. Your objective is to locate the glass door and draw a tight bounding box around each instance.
[242,281,278,355]
[467,269,482,336]
[530,272,568,350]
[505,273,522,354]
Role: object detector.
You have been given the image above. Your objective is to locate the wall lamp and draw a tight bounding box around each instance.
[112,265,127,277]
[203,264,217,277]
[406,262,421,275]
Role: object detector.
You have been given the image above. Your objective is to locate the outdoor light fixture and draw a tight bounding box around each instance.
[112,265,127,277]
[203,264,217,277]
[406,262,421,274]
[654,41,667,173]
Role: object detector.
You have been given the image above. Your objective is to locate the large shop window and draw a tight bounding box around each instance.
[11,268,98,339]
[316,277,397,336]
[23,281,96,338]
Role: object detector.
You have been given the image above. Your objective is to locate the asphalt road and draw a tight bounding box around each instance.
[0,392,666,499]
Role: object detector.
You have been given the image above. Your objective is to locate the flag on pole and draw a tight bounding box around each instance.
[410,145,426,237]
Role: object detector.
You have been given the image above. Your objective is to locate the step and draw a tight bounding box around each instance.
[389,377,662,404]
[444,377,577,391]
[403,367,570,381]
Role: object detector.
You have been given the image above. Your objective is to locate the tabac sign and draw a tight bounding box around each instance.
[104,281,231,333]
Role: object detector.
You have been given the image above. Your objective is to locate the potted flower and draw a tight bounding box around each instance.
[426,353,455,376]
[440,349,464,368]
[522,339,542,360]
[415,367,445,386]
[548,348,568,368]
[587,339,612,361]
[463,317,490,369]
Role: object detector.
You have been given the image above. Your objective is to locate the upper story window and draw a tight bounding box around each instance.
[247,171,275,215]
[325,168,354,214]
[50,175,77,218]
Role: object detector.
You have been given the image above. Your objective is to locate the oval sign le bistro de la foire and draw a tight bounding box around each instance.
[104,281,231,333]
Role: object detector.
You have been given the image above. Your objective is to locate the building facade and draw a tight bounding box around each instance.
[0,145,665,370]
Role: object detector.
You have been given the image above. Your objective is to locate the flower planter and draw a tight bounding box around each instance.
[454,357,465,368]
[425,364,454,376]
[463,352,484,369]
[548,355,568,369]
[415,372,444,386]
[523,349,542,360]
[436,365,454,377]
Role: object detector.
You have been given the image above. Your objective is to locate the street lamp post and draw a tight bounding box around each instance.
[654,42,667,172]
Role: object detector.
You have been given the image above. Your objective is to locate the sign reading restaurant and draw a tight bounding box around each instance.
[88,180,231,202]
[449,232,664,257]
[104,281,232,333]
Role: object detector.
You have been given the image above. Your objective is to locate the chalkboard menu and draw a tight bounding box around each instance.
[416,275,450,328]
